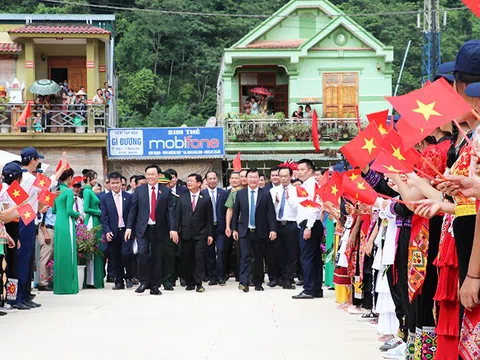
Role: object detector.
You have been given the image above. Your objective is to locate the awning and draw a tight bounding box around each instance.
[224,153,340,161]
[0,42,22,53]
[8,25,110,35]
[107,156,224,161]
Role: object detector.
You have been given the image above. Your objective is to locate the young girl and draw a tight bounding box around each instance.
[33,112,42,133]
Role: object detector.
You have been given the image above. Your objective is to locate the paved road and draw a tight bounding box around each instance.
[3,282,384,360]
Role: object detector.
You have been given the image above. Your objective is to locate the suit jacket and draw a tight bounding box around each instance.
[126,183,175,239]
[100,190,133,237]
[174,185,188,196]
[201,187,229,234]
[231,187,277,239]
[173,191,214,241]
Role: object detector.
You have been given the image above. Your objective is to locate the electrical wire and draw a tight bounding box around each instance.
[39,0,470,20]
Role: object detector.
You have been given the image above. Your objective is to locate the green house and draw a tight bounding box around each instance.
[219,0,394,171]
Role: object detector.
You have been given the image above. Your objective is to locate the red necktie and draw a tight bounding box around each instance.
[191,194,196,212]
[150,186,156,222]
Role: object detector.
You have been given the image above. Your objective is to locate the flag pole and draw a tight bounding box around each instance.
[355,105,361,132]
[377,193,412,206]
[413,166,435,181]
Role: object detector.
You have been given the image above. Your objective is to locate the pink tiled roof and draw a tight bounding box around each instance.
[8,25,110,35]
[244,39,304,49]
[0,42,22,53]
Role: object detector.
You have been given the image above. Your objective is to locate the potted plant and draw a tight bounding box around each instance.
[330,131,340,142]
[74,115,86,134]
[76,223,102,290]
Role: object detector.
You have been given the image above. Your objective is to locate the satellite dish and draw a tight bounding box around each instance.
[205,117,217,127]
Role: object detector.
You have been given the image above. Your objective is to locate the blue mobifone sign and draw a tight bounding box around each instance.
[107,127,224,158]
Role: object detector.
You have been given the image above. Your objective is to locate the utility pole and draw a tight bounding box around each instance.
[422,0,441,83]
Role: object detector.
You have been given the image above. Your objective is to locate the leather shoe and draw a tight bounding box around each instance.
[38,284,53,291]
[126,279,134,289]
[180,278,187,287]
[255,285,264,291]
[135,284,147,293]
[267,280,278,288]
[113,283,125,290]
[218,280,226,286]
[185,285,195,291]
[314,291,324,298]
[292,291,314,299]
[106,276,115,283]
[163,284,174,291]
[282,282,296,290]
[25,299,41,308]
[296,280,304,286]
[12,302,31,310]
[238,283,249,292]
[196,285,205,293]
[208,280,218,286]
[150,286,162,295]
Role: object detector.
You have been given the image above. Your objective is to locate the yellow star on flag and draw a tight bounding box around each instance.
[24,211,32,219]
[391,146,406,161]
[378,124,389,136]
[382,165,401,173]
[361,138,377,155]
[12,190,20,198]
[39,179,45,187]
[349,173,359,182]
[45,195,51,202]
[412,100,441,121]
[331,185,338,196]
[357,181,366,190]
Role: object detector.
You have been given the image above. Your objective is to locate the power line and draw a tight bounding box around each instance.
[40,0,470,19]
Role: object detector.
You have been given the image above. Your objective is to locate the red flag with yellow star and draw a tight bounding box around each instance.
[367,110,390,137]
[33,173,52,190]
[17,203,35,226]
[232,152,242,172]
[381,130,421,165]
[319,172,343,206]
[55,159,71,173]
[395,117,436,149]
[312,109,320,152]
[462,0,480,18]
[342,170,377,205]
[296,186,309,198]
[299,199,321,209]
[370,149,414,174]
[7,180,29,206]
[386,78,471,133]
[37,189,57,207]
[340,123,382,169]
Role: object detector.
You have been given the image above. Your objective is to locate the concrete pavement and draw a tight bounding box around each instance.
[2,282,384,360]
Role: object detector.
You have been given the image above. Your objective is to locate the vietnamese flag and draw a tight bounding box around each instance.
[340,122,382,169]
[69,176,84,188]
[312,109,320,152]
[381,130,421,165]
[37,189,57,207]
[386,78,471,133]
[367,110,390,137]
[299,199,321,209]
[232,152,242,172]
[7,180,29,206]
[55,159,71,173]
[319,172,343,206]
[318,170,329,187]
[461,0,480,18]
[17,203,35,226]
[342,170,377,205]
[33,173,52,190]
[15,102,32,127]
[296,186,309,198]
[396,117,436,149]
[370,149,414,174]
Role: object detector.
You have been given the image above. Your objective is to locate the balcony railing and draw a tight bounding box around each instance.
[0,103,108,134]
[225,117,365,143]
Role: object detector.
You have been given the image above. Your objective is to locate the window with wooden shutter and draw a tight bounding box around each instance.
[322,72,358,118]
[0,55,15,87]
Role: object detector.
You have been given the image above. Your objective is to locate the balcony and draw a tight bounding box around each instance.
[0,103,108,148]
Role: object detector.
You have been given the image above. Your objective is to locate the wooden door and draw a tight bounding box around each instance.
[68,68,86,92]
[323,72,358,118]
[274,84,288,116]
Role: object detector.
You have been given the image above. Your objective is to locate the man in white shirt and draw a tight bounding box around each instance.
[72,182,84,221]
[293,159,324,300]
[270,166,299,290]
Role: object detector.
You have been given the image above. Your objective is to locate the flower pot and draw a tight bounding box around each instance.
[75,126,86,134]
[95,127,104,133]
[0,126,9,133]
[77,265,86,290]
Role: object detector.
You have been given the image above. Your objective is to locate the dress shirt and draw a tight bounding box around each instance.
[73,195,84,216]
[171,185,177,195]
[209,187,218,222]
[296,176,321,228]
[190,190,200,210]
[148,184,159,225]
[44,208,56,227]
[270,184,298,221]
[113,190,125,227]
[247,187,258,229]
[22,171,57,213]
[0,184,16,209]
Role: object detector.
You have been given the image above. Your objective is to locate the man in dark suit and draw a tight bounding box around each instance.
[100,172,135,290]
[232,168,277,292]
[125,165,178,295]
[201,171,229,285]
[173,174,214,293]
[165,168,188,196]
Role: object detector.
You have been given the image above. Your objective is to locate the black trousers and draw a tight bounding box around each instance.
[162,237,177,286]
[299,220,324,296]
[239,231,267,286]
[386,265,407,339]
[137,226,164,287]
[205,233,217,281]
[179,238,206,286]
[277,222,298,282]
[110,229,134,284]
[362,254,374,310]
[396,226,414,331]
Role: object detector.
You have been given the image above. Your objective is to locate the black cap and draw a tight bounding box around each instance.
[20,147,44,162]
[2,161,27,179]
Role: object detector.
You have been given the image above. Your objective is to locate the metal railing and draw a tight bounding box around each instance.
[0,103,108,134]
[224,117,366,143]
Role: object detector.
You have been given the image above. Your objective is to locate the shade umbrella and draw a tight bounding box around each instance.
[297,97,322,105]
[29,79,62,96]
[250,87,272,97]
[0,150,49,172]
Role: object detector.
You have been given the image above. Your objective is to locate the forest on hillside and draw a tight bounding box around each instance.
[2,0,480,126]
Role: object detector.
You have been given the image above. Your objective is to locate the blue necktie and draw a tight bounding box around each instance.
[278,187,286,219]
[211,190,217,223]
[249,190,256,228]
